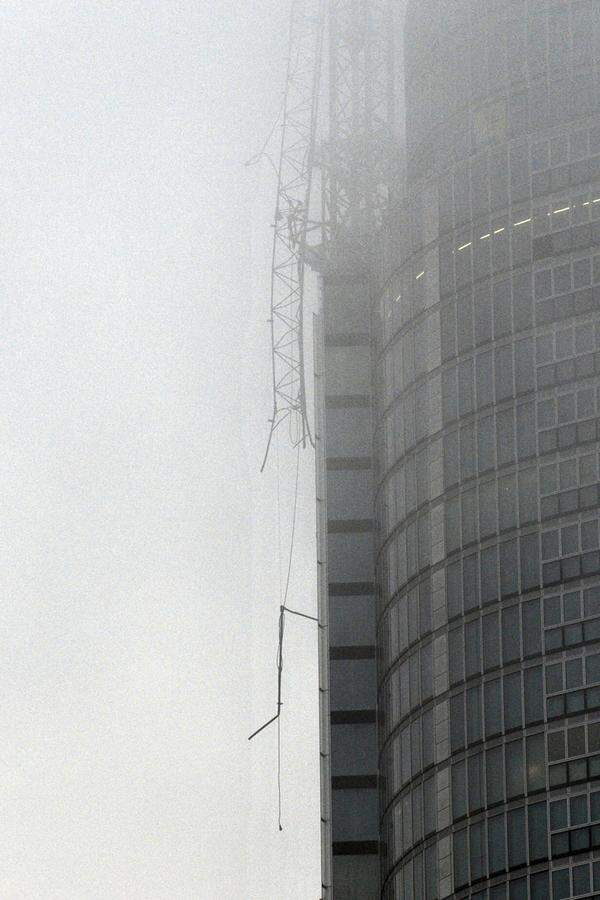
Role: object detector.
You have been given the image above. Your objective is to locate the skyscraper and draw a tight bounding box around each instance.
[318,0,600,897]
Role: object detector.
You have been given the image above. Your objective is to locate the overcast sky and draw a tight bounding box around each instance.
[0,3,320,897]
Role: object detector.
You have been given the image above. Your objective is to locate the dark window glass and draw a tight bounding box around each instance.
[526,733,545,792]
[502,605,520,662]
[507,807,526,867]
[468,753,483,813]
[517,402,536,458]
[467,686,482,745]
[506,740,524,798]
[499,473,517,531]
[447,561,462,618]
[522,599,542,657]
[422,709,434,769]
[586,653,600,684]
[470,821,485,882]
[524,667,544,723]
[520,533,540,590]
[450,694,465,751]
[493,279,512,337]
[478,415,495,471]
[485,679,502,737]
[515,338,535,393]
[497,409,515,466]
[463,554,478,611]
[500,540,519,596]
[481,546,498,604]
[453,828,469,888]
[530,872,550,900]
[504,671,523,731]
[488,814,506,874]
[452,760,467,819]
[458,358,474,417]
[449,628,464,685]
[486,745,504,805]
[424,775,435,834]
[528,801,548,862]
[465,619,481,678]
[476,351,494,408]
[495,346,514,401]
[482,612,500,669]
[474,285,492,344]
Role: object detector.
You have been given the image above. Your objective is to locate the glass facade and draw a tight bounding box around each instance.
[371,1,600,897]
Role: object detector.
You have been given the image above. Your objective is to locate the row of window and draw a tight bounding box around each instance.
[548,718,600,763]
[452,738,547,824]
[461,863,595,900]
[435,264,600,363]
[385,453,600,565]
[380,290,600,412]
[379,533,542,623]
[377,371,599,480]
[446,470,543,554]
[545,613,600,653]
[441,350,599,426]
[382,717,600,859]
[436,210,600,299]
[379,574,600,679]
[454,801,576,888]
[381,850,589,900]
[447,600,543,684]
[437,129,600,233]
[378,238,600,354]
[543,517,600,561]
[410,63,600,183]
[449,668,544,751]
[377,437,596,543]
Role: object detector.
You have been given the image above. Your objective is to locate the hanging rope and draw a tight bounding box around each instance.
[248,444,319,832]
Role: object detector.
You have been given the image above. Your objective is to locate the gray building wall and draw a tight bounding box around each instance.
[372,1,600,898]
[317,265,379,899]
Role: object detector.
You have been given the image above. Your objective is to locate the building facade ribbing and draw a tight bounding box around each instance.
[369,1,600,898]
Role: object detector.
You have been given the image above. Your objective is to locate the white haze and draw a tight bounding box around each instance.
[0,2,320,897]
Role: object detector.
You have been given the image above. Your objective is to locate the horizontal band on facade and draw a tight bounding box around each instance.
[327,518,374,534]
[331,709,376,725]
[325,394,371,408]
[331,774,377,790]
[326,456,372,471]
[329,581,375,596]
[325,332,370,347]
[332,841,378,856]
[330,645,376,660]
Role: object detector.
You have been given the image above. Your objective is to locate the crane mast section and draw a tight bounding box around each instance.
[325,0,395,245]
[263,0,325,469]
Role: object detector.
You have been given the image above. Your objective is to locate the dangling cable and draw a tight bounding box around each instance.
[248,444,319,833]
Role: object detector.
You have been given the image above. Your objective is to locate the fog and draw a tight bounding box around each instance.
[0,3,320,897]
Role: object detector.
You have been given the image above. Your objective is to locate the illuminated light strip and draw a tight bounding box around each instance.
[415,271,425,280]
[593,198,600,204]
[480,233,491,240]
[493,227,505,235]
[553,206,570,214]
[514,217,532,227]
[457,242,472,251]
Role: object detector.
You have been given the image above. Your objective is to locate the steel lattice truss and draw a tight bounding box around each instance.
[324,0,395,243]
[263,0,395,468]
[262,0,325,470]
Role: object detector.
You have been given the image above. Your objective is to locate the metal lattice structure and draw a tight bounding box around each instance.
[324,0,396,245]
[261,0,325,471]
[262,0,395,468]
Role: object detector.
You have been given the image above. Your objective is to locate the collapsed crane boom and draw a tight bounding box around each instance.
[261,0,325,471]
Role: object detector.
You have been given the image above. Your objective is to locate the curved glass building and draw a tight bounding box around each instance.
[371,1,600,897]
